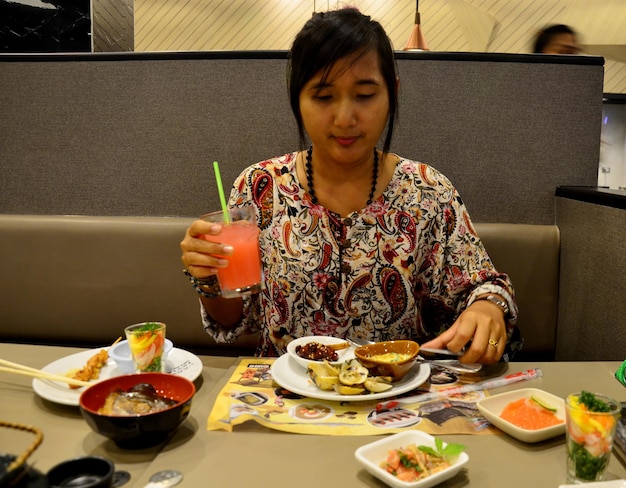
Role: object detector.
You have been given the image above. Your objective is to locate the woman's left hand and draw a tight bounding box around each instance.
[420,299,507,364]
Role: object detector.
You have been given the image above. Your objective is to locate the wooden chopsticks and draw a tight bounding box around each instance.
[0,358,90,387]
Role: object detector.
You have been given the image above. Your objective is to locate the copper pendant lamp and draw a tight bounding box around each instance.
[403,0,429,51]
[312,0,329,15]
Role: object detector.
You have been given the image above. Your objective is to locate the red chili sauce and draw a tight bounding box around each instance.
[500,398,564,430]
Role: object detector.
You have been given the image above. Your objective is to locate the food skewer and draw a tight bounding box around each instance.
[0,359,90,387]
[68,336,121,389]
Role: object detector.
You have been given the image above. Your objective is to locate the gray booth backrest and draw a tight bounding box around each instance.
[0,51,603,224]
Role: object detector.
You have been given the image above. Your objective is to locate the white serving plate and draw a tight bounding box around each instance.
[355,430,469,488]
[270,354,430,402]
[32,347,203,406]
[559,481,626,488]
[286,336,355,369]
[476,387,565,443]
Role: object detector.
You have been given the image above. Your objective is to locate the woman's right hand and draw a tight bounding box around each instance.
[181,219,243,327]
[180,219,234,280]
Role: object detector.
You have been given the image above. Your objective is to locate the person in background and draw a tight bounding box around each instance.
[181,7,521,364]
[533,24,581,54]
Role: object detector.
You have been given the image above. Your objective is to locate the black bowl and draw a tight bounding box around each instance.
[47,456,114,487]
[79,373,195,449]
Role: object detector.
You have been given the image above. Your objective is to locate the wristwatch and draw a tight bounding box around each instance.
[475,295,510,317]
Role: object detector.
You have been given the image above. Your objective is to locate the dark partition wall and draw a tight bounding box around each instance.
[0,54,297,219]
[0,51,603,224]
[394,55,604,224]
[555,187,626,360]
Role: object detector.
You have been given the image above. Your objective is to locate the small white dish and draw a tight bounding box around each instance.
[559,480,626,488]
[355,430,469,488]
[286,336,354,369]
[476,387,565,443]
[109,339,173,374]
[559,481,626,488]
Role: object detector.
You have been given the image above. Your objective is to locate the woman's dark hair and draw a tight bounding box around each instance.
[533,24,576,53]
[287,8,398,154]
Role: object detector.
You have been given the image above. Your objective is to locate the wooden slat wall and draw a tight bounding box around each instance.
[92,0,134,52]
[133,0,626,93]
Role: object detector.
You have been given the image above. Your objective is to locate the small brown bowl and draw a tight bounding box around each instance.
[354,340,419,382]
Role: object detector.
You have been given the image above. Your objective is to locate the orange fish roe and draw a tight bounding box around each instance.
[500,398,564,430]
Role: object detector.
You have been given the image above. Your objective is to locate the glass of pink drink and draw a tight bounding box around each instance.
[201,206,264,298]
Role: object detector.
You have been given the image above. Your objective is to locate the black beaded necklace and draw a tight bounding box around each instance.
[305,146,379,205]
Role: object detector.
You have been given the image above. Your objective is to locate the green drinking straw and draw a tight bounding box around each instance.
[213,160,230,224]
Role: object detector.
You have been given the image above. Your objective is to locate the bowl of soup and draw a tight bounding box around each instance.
[354,340,420,382]
[79,372,195,448]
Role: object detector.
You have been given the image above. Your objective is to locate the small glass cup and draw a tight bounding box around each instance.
[124,322,167,373]
[201,206,265,299]
[565,391,621,484]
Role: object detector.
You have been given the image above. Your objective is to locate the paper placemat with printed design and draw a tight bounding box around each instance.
[206,358,531,436]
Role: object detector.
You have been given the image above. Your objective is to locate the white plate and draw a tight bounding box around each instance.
[355,430,469,488]
[270,354,430,402]
[559,481,626,488]
[32,347,203,406]
[286,335,355,369]
[476,387,566,443]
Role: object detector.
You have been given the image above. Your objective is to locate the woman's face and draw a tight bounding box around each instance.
[542,33,580,54]
[299,50,390,167]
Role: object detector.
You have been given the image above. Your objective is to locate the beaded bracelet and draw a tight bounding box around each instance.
[183,269,222,298]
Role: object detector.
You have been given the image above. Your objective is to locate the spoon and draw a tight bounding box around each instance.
[418,357,482,374]
[112,471,131,487]
[143,470,183,488]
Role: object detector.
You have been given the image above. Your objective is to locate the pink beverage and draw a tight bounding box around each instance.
[202,207,264,298]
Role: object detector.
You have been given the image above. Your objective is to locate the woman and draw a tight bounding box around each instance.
[181,8,519,364]
[533,24,580,55]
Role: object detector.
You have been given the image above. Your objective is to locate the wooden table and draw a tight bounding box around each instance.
[1,342,625,487]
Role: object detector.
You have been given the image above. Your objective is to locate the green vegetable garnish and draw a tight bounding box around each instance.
[569,441,610,481]
[398,451,422,472]
[580,391,611,412]
[137,322,163,332]
[418,437,466,461]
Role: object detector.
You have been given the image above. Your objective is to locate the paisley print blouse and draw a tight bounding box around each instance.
[201,152,518,357]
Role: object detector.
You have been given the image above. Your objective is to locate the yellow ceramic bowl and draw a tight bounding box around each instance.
[354,340,419,382]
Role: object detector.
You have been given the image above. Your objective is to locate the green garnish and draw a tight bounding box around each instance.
[137,322,163,332]
[580,391,611,412]
[418,437,466,461]
[398,451,422,472]
[569,441,610,481]
[531,395,558,412]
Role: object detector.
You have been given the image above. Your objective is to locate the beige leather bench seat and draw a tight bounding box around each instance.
[0,215,558,360]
